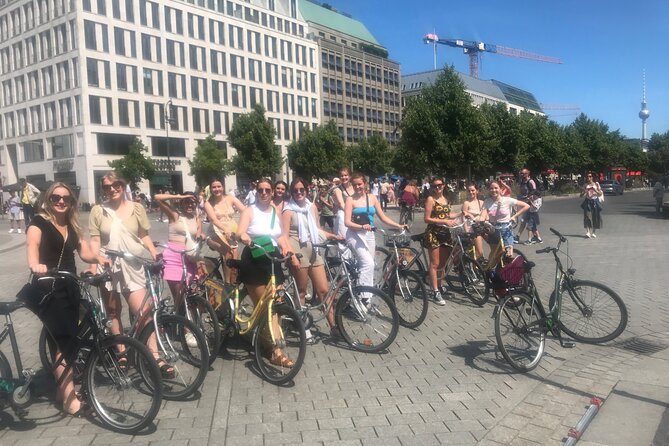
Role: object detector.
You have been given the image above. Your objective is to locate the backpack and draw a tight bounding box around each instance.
[534,177,545,196]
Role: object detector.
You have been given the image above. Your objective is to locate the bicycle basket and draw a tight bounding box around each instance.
[491,255,528,296]
[384,233,411,248]
[449,224,466,240]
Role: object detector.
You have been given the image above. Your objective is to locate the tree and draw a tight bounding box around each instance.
[348,134,393,177]
[107,138,155,189]
[287,121,346,179]
[228,104,282,179]
[188,135,233,187]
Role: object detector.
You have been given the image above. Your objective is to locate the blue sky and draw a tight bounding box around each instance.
[324,0,669,139]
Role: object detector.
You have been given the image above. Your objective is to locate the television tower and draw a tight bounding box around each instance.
[639,70,650,151]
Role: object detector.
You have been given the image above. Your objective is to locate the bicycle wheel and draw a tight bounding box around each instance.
[138,314,209,400]
[460,258,489,306]
[444,261,465,292]
[551,280,628,343]
[399,207,409,226]
[179,294,222,366]
[389,270,428,328]
[495,292,546,372]
[254,302,306,385]
[374,247,391,290]
[85,335,162,434]
[39,327,53,372]
[335,286,399,353]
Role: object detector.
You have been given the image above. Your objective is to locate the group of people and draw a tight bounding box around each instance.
[7,178,41,234]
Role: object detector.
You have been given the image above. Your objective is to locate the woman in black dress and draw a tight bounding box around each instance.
[26,182,98,416]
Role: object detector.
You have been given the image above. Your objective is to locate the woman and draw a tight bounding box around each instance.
[204,178,246,282]
[237,178,292,366]
[400,179,420,210]
[316,184,335,230]
[271,180,288,213]
[88,172,166,374]
[154,192,203,306]
[478,181,529,260]
[345,173,406,297]
[580,173,603,238]
[332,167,354,237]
[7,190,24,234]
[26,182,98,416]
[461,184,484,260]
[281,178,341,336]
[423,177,459,306]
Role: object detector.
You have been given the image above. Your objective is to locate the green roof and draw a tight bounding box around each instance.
[298,0,380,46]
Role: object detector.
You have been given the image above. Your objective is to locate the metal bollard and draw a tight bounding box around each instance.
[563,397,603,446]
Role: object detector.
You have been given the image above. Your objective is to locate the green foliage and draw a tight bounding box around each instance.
[188,135,233,187]
[348,134,393,177]
[287,121,346,179]
[107,138,155,188]
[647,131,669,176]
[229,105,282,179]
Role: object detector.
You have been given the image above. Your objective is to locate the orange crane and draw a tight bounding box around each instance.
[423,33,562,79]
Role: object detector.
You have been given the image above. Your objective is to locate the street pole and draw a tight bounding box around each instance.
[165,99,173,191]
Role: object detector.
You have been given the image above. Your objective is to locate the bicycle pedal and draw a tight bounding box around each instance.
[562,341,575,348]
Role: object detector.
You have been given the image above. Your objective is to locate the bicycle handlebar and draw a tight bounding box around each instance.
[42,269,111,286]
[549,227,567,243]
[102,248,164,270]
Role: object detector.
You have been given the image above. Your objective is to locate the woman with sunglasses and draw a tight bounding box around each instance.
[204,178,246,283]
[580,172,603,238]
[345,173,407,297]
[26,182,98,416]
[478,181,529,260]
[271,180,288,213]
[423,177,459,306]
[89,172,163,371]
[280,178,341,337]
[153,192,203,306]
[461,184,485,260]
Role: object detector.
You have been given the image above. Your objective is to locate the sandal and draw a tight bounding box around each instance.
[65,402,95,418]
[157,360,176,379]
[269,353,294,368]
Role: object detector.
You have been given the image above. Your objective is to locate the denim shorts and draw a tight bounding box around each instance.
[495,223,514,248]
[525,213,540,231]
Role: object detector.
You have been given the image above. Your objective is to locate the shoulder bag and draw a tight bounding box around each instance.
[351,194,371,226]
[181,217,203,263]
[250,207,277,258]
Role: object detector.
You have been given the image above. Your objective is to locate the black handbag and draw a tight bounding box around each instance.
[351,194,371,226]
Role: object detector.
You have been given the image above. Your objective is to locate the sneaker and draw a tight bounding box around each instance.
[591,233,597,238]
[439,286,455,298]
[431,290,446,306]
[185,332,198,348]
[8,229,14,233]
[523,239,536,245]
[513,235,520,244]
[16,229,22,234]
[585,232,592,239]
[532,237,543,244]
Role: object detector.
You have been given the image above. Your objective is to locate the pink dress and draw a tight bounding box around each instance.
[163,216,198,282]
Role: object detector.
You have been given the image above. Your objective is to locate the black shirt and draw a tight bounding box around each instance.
[29,215,79,273]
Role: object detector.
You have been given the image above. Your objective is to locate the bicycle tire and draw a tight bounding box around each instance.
[495,292,546,372]
[138,314,209,400]
[0,349,12,379]
[373,247,391,290]
[179,294,222,366]
[461,258,490,306]
[444,261,465,292]
[253,303,306,385]
[389,270,428,328]
[335,286,399,353]
[85,335,162,434]
[38,326,53,372]
[551,280,628,344]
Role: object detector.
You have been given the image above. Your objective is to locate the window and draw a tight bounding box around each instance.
[114,27,136,57]
[209,19,224,45]
[139,0,160,29]
[84,20,109,52]
[167,72,186,99]
[87,58,99,86]
[23,140,45,162]
[166,40,185,67]
[231,84,245,108]
[211,80,227,105]
[116,63,138,92]
[230,55,245,79]
[50,134,74,159]
[187,13,205,40]
[141,33,161,62]
[97,133,136,155]
[164,6,183,34]
[210,50,226,75]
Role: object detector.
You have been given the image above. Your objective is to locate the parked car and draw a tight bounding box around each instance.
[600,180,624,195]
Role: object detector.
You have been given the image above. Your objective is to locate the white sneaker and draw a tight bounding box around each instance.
[591,233,597,238]
[8,229,14,233]
[585,232,591,238]
[16,229,22,234]
[185,332,198,348]
[432,291,446,306]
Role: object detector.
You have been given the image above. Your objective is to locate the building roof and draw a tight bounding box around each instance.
[490,80,542,113]
[298,0,381,46]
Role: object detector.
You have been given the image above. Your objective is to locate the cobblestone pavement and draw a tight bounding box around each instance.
[0,190,667,445]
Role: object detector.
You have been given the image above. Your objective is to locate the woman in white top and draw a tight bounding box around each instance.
[332,167,355,237]
[478,181,529,259]
[461,184,485,259]
[580,172,603,238]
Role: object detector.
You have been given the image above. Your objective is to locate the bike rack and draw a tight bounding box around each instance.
[563,396,603,446]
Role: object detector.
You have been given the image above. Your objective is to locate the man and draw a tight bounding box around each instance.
[380,177,390,211]
[19,178,40,228]
[244,181,257,205]
[514,169,537,244]
[653,181,665,214]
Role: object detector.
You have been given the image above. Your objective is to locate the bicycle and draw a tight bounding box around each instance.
[156,239,222,366]
[373,228,428,328]
[398,200,414,226]
[17,270,162,433]
[284,240,400,353]
[494,227,628,372]
[223,244,307,385]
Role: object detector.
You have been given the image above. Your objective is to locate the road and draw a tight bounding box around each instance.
[0,189,667,445]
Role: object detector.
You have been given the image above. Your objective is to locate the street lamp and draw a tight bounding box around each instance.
[165,99,175,190]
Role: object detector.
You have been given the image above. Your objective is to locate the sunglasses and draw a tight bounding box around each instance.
[292,187,306,194]
[50,194,73,205]
[102,181,124,192]
[257,188,272,194]
[433,183,444,187]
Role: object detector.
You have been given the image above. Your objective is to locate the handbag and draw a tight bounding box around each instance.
[351,194,371,226]
[181,217,203,263]
[250,208,277,258]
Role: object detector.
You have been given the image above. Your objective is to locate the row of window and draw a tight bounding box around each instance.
[0,20,77,75]
[322,102,399,126]
[1,59,79,108]
[320,76,400,107]
[0,0,73,43]
[15,134,75,163]
[1,96,80,140]
[321,51,400,86]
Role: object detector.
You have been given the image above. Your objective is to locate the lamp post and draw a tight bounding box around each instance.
[165,99,175,190]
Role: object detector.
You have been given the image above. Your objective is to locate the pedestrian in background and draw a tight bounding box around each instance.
[580,172,603,238]
[20,178,40,228]
[8,190,24,233]
[380,178,390,211]
[653,181,665,214]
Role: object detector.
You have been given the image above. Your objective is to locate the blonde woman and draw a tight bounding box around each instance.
[26,182,98,416]
[580,172,603,238]
[204,178,246,282]
[332,167,354,237]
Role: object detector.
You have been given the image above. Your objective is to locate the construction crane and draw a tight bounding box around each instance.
[423,33,562,79]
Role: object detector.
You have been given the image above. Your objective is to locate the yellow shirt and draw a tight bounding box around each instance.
[89,202,151,246]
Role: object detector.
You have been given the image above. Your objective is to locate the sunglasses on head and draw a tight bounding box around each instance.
[102,181,124,192]
[50,194,73,205]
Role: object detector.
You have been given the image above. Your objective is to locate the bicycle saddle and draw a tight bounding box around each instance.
[226,259,242,269]
[524,261,536,271]
[0,300,25,315]
[410,233,425,242]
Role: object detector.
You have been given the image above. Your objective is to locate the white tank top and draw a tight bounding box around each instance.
[247,204,282,244]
